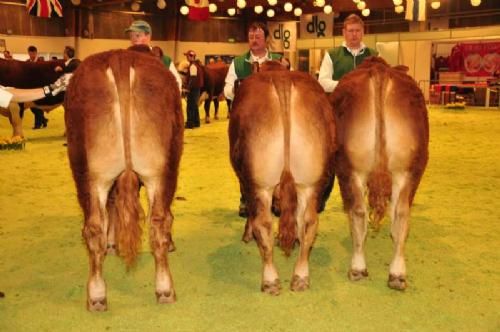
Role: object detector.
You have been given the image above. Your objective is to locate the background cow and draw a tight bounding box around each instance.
[0,58,65,137]
[65,49,183,311]
[330,57,429,290]
[178,60,231,123]
[229,68,336,295]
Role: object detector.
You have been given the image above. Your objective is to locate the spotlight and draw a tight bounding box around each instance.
[361,8,370,16]
[284,2,293,12]
[323,5,332,14]
[267,8,275,17]
[209,3,217,13]
[293,7,302,16]
[254,5,263,14]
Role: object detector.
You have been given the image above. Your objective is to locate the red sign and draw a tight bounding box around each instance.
[450,42,500,77]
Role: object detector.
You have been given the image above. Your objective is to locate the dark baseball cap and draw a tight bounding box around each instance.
[125,20,152,34]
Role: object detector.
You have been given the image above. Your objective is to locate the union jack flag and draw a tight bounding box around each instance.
[27,0,63,18]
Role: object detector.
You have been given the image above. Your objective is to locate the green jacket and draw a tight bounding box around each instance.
[161,55,172,68]
[328,46,378,80]
[234,51,282,79]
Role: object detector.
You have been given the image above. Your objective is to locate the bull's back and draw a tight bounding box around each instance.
[65,50,183,180]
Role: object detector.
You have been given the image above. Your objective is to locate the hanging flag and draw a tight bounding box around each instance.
[186,0,210,21]
[405,0,426,22]
[27,0,63,18]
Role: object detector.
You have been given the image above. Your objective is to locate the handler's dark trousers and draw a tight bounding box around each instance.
[186,87,201,128]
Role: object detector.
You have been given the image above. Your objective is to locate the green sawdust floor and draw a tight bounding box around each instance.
[0,104,499,331]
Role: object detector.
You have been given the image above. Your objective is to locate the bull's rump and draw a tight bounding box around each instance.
[64,50,183,182]
[332,61,429,187]
[229,71,335,188]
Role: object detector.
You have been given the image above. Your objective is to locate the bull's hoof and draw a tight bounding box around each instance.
[205,117,210,124]
[156,290,176,304]
[290,275,309,291]
[261,279,281,296]
[388,274,407,291]
[87,297,107,312]
[242,226,254,243]
[168,240,176,252]
[106,244,117,256]
[214,115,219,120]
[348,268,369,281]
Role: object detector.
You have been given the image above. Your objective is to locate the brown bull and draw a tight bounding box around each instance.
[65,49,183,311]
[330,57,429,290]
[229,69,336,295]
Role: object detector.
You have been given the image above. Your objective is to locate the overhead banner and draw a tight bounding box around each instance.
[268,21,297,52]
[300,13,333,39]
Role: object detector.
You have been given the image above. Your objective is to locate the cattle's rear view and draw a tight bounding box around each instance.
[64,49,183,311]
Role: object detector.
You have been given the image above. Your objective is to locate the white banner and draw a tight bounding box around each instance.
[268,21,297,52]
[300,13,333,39]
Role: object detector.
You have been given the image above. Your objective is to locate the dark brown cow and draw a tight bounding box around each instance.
[0,58,64,88]
[178,61,231,123]
[330,57,429,290]
[229,69,336,295]
[64,49,183,311]
[202,61,230,122]
[0,58,65,137]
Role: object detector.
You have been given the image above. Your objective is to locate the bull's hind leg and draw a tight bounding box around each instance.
[291,188,318,291]
[144,180,176,304]
[252,189,280,295]
[342,174,369,281]
[82,181,114,312]
[387,174,412,290]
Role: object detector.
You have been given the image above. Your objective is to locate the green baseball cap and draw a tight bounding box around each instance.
[125,20,151,34]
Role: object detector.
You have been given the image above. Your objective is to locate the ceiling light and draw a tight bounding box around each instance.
[361,8,370,16]
[357,1,366,10]
[156,0,166,9]
[180,5,189,15]
[395,5,404,13]
[267,8,275,17]
[393,0,402,5]
[227,8,236,16]
[209,3,217,13]
[430,1,441,9]
[254,5,263,14]
[268,0,277,6]
[236,0,246,9]
[284,2,293,12]
[294,7,302,16]
[323,5,332,14]
[470,0,481,6]
[131,1,140,11]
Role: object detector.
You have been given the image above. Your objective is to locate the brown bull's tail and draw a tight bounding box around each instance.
[113,170,142,267]
[367,66,392,229]
[274,75,296,256]
[278,169,297,256]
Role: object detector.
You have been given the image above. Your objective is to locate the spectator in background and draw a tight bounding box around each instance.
[184,50,203,129]
[55,46,81,74]
[125,20,182,92]
[26,45,48,129]
[3,50,13,60]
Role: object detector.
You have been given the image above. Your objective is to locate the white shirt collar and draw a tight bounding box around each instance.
[249,50,271,64]
[342,41,367,56]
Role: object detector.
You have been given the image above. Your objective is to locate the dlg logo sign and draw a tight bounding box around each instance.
[307,15,326,37]
[300,13,332,39]
[273,24,291,50]
[268,22,296,52]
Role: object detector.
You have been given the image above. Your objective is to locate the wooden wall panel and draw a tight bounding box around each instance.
[178,17,247,43]
[0,3,65,36]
